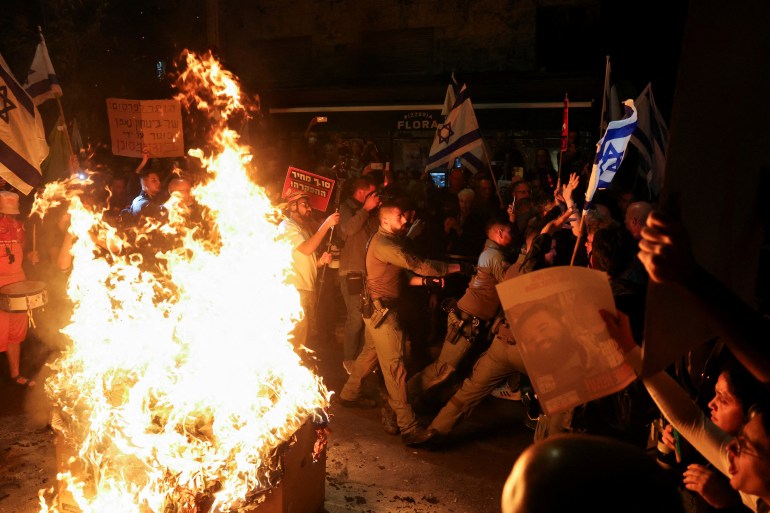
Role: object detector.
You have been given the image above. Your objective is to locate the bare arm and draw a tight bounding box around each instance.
[296,212,340,255]
[135,148,150,174]
[540,206,576,236]
[57,232,74,272]
[601,310,732,477]
[561,173,584,236]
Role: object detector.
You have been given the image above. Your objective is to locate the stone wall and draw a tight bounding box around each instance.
[218,0,600,90]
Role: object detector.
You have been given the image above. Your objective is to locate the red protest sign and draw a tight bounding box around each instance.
[281,167,336,211]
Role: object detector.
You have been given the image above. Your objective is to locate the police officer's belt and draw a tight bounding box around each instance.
[454,308,482,324]
[442,298,483,326]
[373,298,399,310]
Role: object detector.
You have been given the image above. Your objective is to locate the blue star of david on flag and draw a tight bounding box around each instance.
[438,122,454,144]
[597,142,624,186]
[0,85,17,124]
[425,77,490,175]
[584,100,638,209]
[23,28,63,106]
[0,52,47,195]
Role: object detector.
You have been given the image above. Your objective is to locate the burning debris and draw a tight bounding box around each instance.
[35,51,330,513]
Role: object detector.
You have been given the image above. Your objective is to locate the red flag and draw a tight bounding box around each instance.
[561,94,569,152]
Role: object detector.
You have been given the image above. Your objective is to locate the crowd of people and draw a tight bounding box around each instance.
[0,145,202,388]
[296,137,770,512]
[1,128,768,513]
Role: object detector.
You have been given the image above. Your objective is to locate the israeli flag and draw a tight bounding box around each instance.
[584,100,638,208]
[629,83,669,197]
[23,28,63,106]
[426,79,489,175]
[0,53,47,194]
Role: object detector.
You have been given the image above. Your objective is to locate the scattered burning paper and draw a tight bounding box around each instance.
[36,51,330,513]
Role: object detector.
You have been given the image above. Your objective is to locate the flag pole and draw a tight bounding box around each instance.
[37,26,74,159]
[599,55,610,138]
[571,98,638,266]
[569,213,586,267]
[481,141,503,208]
[55,99,74,156]
[557,93,568,191]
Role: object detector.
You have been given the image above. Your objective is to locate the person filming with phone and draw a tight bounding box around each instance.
[337,176,381,374]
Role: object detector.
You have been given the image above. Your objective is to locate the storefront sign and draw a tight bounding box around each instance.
[396,111,439,131]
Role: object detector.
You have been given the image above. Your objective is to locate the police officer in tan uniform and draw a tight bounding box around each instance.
[337,199,461,446]
[337,176,380,373]
[408,217,512,403]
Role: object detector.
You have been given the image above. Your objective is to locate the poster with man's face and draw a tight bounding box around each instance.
[496,266,636,415]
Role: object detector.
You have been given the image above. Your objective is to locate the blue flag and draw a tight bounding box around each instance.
[584,100,638,210]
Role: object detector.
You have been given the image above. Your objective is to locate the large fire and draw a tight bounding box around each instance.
[35,51,330,513]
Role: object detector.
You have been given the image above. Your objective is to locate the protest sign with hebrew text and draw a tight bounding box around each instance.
[281,167,335,211]
[107,98,184,158]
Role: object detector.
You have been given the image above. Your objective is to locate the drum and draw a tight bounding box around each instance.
[0,280,48,312]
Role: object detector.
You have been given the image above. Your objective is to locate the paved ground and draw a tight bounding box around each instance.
[0,320,534,513]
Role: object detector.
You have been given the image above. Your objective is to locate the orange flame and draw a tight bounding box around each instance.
[37,51,329,513]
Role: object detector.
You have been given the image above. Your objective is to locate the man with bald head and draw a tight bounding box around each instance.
[167,176,193,206]
[337,199,461,446]
[621,201,653,289]
[501,434,684,513]
[624,201,653,240]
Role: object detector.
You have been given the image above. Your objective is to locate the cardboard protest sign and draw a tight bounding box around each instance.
[640,3,769,378]
[281,167,335,211]
[106,98,184,158]
[496,266,636,415]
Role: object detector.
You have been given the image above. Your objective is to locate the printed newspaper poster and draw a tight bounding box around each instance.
[496,266,636,415]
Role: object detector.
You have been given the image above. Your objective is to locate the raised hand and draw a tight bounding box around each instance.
[660,424,677,453]
[683,463,740,508]
[598,309,637,352]
[637,211,696,285]
[324,211,341,229]
[562,172,579,206]
[363,191,380,211]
